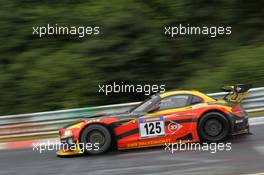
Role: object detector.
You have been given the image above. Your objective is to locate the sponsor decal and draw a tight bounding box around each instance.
[127,138,171,148]
[168,120,182,134]
[235,119,243,124]
[236,86,242,92]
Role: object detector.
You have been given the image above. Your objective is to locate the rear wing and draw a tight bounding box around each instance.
[222,84,252,103]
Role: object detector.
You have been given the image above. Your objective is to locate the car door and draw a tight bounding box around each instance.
[116,94,201,149]
[137,94,197,143]
[115,95,161,149]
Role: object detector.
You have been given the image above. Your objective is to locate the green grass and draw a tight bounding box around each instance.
[249,111,264,118]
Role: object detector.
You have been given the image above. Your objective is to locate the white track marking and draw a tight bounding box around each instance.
[243,172,264,175]
[254,146,264,155]
[0,143,6,150]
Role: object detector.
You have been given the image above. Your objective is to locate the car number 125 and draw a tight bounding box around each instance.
[139,116,165,138]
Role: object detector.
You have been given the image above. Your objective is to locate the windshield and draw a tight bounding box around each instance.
[130,94,161,113]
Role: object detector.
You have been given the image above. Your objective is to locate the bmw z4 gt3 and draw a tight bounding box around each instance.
[57,84,251,156]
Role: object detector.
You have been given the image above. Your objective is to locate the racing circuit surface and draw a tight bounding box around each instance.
[1,124,264,175]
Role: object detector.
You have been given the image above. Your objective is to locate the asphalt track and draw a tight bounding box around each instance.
[0,124,264,175]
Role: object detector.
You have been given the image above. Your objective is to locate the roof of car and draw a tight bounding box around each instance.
[159,90,215,102]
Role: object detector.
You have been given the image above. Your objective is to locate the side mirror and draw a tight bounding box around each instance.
[148,105,160,113]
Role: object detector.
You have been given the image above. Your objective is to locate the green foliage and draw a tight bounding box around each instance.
[0,0,263,115]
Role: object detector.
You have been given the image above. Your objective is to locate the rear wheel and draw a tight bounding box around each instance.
[198,112,230,142]
[80,124,112,155]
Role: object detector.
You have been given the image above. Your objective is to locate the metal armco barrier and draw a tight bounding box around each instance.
[0,87,264,141]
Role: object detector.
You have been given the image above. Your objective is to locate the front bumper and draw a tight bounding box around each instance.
[56,137,84,156]
[56,148,83,156]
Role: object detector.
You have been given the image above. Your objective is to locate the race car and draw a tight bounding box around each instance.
[56,84,251,156]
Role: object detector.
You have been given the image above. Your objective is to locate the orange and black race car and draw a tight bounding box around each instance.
[56,84,251,156]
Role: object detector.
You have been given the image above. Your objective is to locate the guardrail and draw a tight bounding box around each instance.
[0,87,264,141]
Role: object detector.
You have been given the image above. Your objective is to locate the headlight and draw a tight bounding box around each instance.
[61,130,73,138]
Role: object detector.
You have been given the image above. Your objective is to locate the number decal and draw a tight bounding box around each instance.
[156,122,161,133]
[144,123,149,135]
[139,116,165,138]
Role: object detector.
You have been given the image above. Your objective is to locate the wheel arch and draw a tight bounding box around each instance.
[198,109,232,133]
[78,122,117,149]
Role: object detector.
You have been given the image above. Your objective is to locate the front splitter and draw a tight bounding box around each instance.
[56,149,84,156]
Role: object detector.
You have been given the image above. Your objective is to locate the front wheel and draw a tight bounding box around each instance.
[198,112,230,142]
[80,124,112,155]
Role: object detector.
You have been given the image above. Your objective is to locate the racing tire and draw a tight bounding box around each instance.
[198,112,230,143]
[80,124,112,155]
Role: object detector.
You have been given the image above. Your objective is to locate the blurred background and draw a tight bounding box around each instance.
[0,0,263,115]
